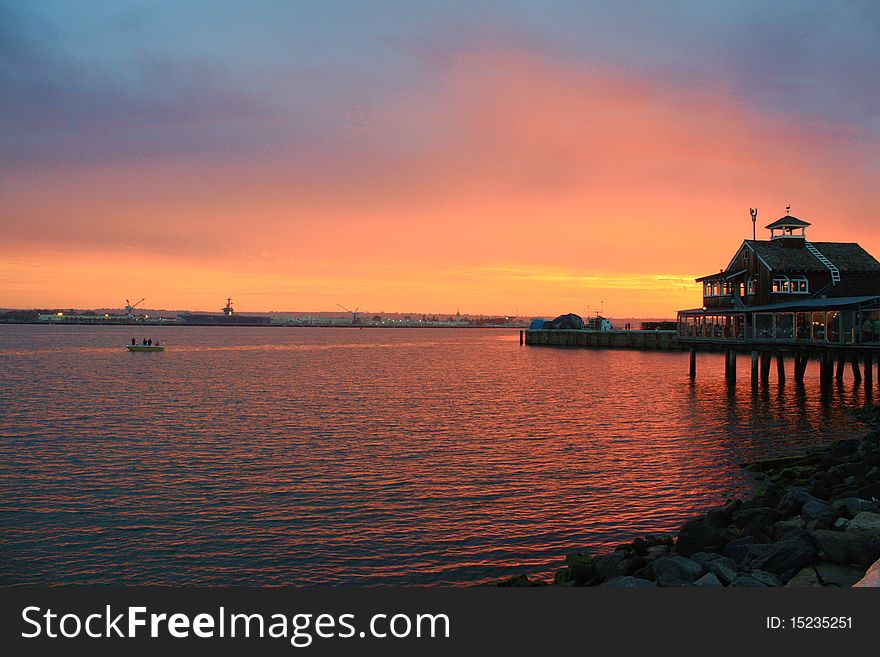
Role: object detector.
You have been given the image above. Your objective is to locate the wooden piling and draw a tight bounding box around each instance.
[820,352,832,386]
[728,350,736,381]
[689,347,696,379]
[776,352,785,384]
[794,352,807,383]
[851,352,863,383]
[836,352,846,382]
[760,351,771,383]
[751,350,759,387]
[519,330,524,346]
[865,352,873,389]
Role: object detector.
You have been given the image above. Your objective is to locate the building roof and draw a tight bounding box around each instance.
[695,269,748,282]
[765,215,811,229]
[678,295,880,316]
[745,240,880,273]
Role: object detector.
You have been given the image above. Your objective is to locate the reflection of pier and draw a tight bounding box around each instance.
[676,210,880,388]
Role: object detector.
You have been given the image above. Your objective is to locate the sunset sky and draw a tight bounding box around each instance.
[2,1,879,317]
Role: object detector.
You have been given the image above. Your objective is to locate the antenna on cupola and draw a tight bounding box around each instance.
[785,204,791,215]
[749,208,758,240]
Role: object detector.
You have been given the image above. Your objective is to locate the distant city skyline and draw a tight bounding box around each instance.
[2,1,878,316]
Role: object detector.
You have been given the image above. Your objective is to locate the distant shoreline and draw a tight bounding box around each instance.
[0,321,527,329]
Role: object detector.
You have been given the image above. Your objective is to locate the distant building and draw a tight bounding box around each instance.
[585,315,613,331]
[677,213,880,344]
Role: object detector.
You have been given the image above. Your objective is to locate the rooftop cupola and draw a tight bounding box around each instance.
[766,211,809,245]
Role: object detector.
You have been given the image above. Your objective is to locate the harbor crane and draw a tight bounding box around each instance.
[337,304,361,324]
[124,297,146,319]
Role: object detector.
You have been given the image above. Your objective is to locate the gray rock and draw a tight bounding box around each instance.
[833,518,850,531]
[723,536,758,562]
[564,553,597,584]
[813,529,880,567]
[594,551,627,581]
[732,506,779,526]
[693,572,723,587]
[706,556,740,585]
[599,576,656,588]
[731,574,767,587]
[690,551,722,566]
[773,516,806,539]
[750,530,819,578]
[742,543,776,566]
[749,569,783,587]
[832,497,879,519]
[801,497,836,527]
[813,561,867,587]
[676,520,730,557]
[652,555,704,586]
[777,487,826,517]
[703,509,732,528]
[848,512,880,541]
[785,566,820,587]
[646,545,671,559]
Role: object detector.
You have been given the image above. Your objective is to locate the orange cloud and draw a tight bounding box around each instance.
[3,48,878,316]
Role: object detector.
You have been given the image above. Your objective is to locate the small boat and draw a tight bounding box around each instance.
[127,344,165,352]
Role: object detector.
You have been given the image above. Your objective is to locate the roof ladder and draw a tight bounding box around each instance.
[805,242,841,285]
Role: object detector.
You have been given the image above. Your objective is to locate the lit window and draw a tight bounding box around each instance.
[791,276,809,294]
[772,277,791,293]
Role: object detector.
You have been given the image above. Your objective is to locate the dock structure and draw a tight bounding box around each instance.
[676,211,880,386]
[524,328,680,350]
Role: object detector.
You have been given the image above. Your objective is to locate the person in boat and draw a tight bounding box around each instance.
[131,338,136,346]
[142,338,147,345]
[147,338,152,346]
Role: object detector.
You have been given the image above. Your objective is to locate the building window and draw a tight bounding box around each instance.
[743,249,750,263]
[746,277,756,295]
[772,276,791,293]
[791,276,809,294]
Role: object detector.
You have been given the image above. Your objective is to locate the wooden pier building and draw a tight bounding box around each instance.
[676,212,880,384]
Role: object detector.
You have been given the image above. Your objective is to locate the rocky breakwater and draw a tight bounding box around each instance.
[500,407,880,588]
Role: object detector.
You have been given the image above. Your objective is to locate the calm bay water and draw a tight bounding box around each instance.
[0,325,870,585]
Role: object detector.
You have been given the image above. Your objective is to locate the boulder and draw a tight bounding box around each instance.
[749,530,819,579]
[813,529,880,567]
[652,555,704,586]
[730,575,767,587]
[785,566,820,587]
[773,517,806,540]
[832,498,879,519]
[813,561,867,587]
[723,536,758,562]
[599,576,656,588]
[800,497,837,528]
[594,551,627,581]
[833,518,850,531]
[676,520,730,556]
[564,553,597,584]
[706,556,740,585]
[731,506,779,526]
[693,572,723,587]
[749,569,783,587]
[690,552,722,566]
[703,509,732,528]
[847,512,880,542]
[497,573,541,587]
[857,482,880,499]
